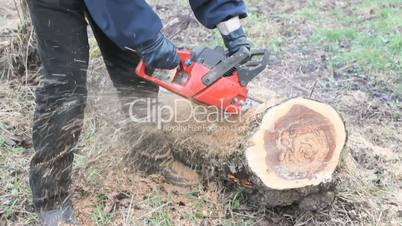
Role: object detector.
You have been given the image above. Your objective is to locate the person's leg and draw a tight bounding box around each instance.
[85,13,171,170]
[28,0,89,211]
[85,13,199,185]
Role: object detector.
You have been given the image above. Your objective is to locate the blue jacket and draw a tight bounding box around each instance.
[84,0,247,50]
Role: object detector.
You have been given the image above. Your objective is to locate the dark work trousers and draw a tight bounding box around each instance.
[28,0,170,211]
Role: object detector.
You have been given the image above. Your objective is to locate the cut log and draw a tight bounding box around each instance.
[245,97,346,190]
[135,96,347,209]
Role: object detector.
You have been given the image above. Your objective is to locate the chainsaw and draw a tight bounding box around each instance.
[135,46,269,113]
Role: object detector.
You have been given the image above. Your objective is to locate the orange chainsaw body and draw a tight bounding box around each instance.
[135,47,268,113]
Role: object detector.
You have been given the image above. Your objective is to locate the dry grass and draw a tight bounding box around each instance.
[0,0,40,85]
[0,81,36,224]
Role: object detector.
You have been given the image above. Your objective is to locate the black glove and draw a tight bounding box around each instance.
[137,33,180,70]
[221,27,251,56]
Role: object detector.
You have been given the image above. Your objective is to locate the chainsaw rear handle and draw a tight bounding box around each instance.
[135,50,191,93]
[201,46,250,86]
[201,47,269,86]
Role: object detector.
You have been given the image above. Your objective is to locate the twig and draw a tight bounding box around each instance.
[250,217,265,226]
[337,63,357,73]
[0,40,10,49]
[280,74,310,94]
[358,15,378,23]
[25,27,34,85]
[375,210,383,226]
[123,195,135,225]
[13,0,22,22]
[294,217,313,226]
[309,79,318,98]
[0,124,13,135]
[0,34,18,37]
[136,202,171,220]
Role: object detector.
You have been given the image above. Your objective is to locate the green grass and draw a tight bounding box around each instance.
[183,190,215,224]
[252,0,402,102]
[91,194,112,225]
[143,189,174,226]
[306,0,402,73]
[73,153,89,169]
[315,28,357,42]
[0,135,37,224]
[266,0,402,76]
[229,190,247,210]
[208,30,225,48]
[1,173,27,218]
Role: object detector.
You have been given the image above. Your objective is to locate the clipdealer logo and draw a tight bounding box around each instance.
[127,98,243,129]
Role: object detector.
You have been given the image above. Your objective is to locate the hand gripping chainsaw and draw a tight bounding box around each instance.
[135,46,269,113]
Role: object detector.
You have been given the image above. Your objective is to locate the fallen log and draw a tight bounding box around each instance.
[161,96,347,209]
[126,95,347,209]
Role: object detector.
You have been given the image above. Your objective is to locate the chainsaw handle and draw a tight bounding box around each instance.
[135,62,180,91]
[237,48,269,85]
[201,46,250,86]
[135,50,189,92]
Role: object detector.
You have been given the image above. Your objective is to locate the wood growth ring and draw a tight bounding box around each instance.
[245,97,346,190]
